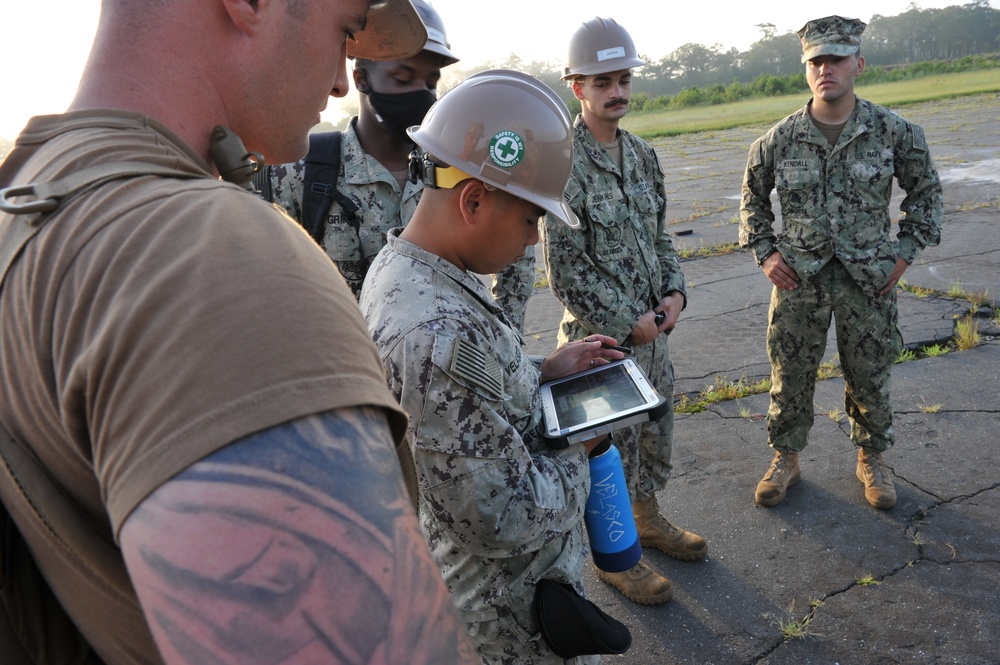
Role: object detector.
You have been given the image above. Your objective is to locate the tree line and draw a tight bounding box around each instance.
[453,2,1000,114]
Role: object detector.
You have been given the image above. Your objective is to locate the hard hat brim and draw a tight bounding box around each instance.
[346,0,428,61]
[550,201,581,228]
[422,40,460,67]
[562,57,645,80]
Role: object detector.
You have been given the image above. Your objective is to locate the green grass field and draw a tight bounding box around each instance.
[621,70,1000,139]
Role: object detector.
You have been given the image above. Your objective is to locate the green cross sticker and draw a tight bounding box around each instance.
[488,130,524,168]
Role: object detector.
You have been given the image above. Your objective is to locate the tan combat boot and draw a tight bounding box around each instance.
[596,560,673,605]
[754,451,800,506]
[632,497,707,561]
[856,448,896,509]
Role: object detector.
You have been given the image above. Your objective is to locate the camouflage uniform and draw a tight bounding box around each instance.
[740,97,943,453]
[542,115,686,502]
[263,118,422,299]
[491,251,535,333]
[361,230,599,665]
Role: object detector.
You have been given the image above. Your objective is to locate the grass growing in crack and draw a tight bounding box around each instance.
[918,400,943,414]
[897,279,938,298]
[675,374,771,414]
[923,343,949,357]
[956,198,1000,212]
[826,408,846,423]
[677,242,740,260]
[947,280,966,299]
[912,531,927,546]
[738,401,764,421]
[817,356,842,379]
[856,574,881,586]
[897,339,962,362]
[671,203,731,225]
[773,601,822,641]
[966,288,990,311]
[954,313,981,350]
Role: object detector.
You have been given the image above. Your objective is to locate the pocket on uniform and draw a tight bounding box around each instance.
[323,209,362,261]
[844,159,893,211]
[776,163,821,215]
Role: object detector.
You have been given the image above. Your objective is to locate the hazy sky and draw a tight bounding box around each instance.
[0,0,990,140]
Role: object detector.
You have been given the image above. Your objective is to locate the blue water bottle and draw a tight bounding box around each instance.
[585,438,641,572]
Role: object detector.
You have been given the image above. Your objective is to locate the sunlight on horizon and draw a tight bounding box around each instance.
[1,0,990,142]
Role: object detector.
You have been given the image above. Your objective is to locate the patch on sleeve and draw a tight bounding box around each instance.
[450,337,504,400]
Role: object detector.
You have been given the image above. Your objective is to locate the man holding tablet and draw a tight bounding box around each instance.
[361,71,629,664]
[541,17,707,606]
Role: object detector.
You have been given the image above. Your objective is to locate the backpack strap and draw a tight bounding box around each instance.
[0,162,203,289]
[0,160,206,664]
[301,131,360,245]
[0,423,121,665]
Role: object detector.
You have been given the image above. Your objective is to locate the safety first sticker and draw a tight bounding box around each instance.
[488,131,524,169]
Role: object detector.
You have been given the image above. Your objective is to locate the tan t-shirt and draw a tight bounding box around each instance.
[0,110,406,661]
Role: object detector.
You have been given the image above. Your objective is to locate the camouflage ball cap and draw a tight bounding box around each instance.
[797,15,866,63]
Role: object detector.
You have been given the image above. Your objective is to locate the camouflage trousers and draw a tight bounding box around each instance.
[555,316,675,502]
[491,250,536,333]
[466,599,600,665]
[613,332,675,502]
[767,260,902,454]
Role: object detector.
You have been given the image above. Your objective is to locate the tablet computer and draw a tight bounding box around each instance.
[540,359,670,449]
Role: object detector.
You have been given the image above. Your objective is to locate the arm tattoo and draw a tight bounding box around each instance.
[121,407,476,665]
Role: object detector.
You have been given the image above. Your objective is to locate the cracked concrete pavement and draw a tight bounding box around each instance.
[515,92,1000,664]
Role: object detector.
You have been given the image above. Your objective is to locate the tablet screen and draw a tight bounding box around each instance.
[549,362,648,431]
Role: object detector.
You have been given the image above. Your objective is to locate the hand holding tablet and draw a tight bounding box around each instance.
[540,359,670,449]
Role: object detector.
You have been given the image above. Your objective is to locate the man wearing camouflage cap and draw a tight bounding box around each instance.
[541,17,708,607]
[739,16,943,510]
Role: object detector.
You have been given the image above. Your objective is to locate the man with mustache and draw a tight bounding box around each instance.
[541,17,707,606]
[740,16,942,510]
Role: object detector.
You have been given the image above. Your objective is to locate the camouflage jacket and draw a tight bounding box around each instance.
[263,119,422,298]
[542,115,686,344]
[739,97,943,294]
[360,230,591,623]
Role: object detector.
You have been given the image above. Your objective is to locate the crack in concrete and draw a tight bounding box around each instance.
[745,483,1000,663]
[904,481,1000,515]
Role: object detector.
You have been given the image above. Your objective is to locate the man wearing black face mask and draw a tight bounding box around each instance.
[258,0,458,299]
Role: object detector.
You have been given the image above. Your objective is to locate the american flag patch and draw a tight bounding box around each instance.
[450,337,503,399]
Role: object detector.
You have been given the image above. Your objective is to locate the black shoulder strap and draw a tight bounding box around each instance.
[0,161,193,664]
[301,131,359,245]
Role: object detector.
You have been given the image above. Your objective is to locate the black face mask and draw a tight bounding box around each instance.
[366,89,437,142]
